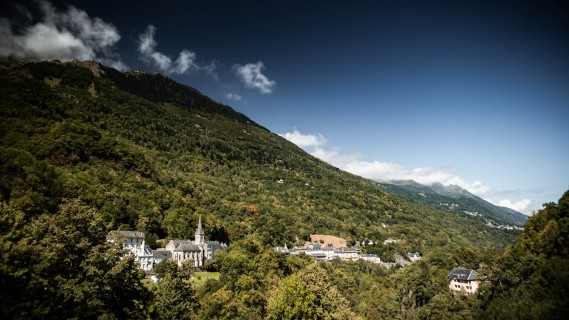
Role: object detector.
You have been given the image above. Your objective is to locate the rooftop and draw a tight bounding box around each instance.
[447,268,480,281]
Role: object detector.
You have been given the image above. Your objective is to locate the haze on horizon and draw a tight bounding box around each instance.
[1,0,567,215]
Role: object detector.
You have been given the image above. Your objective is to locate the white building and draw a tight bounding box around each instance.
[334,247,360,260]
[408,252,421,261]
[360,254,381,264]
[108,230,154,271]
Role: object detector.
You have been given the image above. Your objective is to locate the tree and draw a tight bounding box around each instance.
[266,263,362,320]
[0,199,149,319]
[150,261,198,320]
[480,191,569,319]
[412,292,478,320]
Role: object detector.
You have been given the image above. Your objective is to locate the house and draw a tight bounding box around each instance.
[205,240,228,261]
[447,268,483,294]
[108,230,154,271]
[360,254,381,264]
[334,247,360,260]
[408,252,421,261]
[383,238,399,245]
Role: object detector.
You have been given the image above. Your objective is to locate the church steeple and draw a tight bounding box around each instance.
[195,214,205,245]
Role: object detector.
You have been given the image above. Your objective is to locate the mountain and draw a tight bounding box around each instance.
[377,180,528,227]
[3,58,556,320]
[0,59,519,251]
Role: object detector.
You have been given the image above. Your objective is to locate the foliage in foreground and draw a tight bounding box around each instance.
[0,200,149,319]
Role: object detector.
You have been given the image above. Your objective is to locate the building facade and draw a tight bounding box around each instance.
[447,268,483,294]
[108,230,154,271]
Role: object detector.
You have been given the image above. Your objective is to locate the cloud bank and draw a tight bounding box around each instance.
[0,1,126,70]
[233,61,276,94]
[281,129,533,214]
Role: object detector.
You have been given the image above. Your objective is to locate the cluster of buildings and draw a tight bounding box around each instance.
[108,215,226,271]
[273,241,421,268]
[110,220,484,295]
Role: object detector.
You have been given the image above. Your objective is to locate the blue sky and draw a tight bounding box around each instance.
[1,0,568,214]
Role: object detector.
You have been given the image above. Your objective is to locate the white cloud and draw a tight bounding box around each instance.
[311,147,361,167]
[172,50,196,74]
[0,1,125,69]
[226,93,242,101]
[137,25,199,75]
[233,61,276,94]
[281,130,327,148]
[340,160,491,195]
[498,199,532,213]
[282,129,497,199]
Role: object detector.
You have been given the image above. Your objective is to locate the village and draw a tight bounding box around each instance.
[110,216,483,294]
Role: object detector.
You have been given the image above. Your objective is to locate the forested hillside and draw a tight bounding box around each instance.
[3,59,558,319]
[0,59,517,249]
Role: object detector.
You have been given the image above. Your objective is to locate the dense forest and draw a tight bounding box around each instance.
[1,59,566,319]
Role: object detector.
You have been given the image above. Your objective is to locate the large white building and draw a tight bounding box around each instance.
[108,230,154,271]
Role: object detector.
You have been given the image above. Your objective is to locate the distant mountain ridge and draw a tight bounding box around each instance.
[377,180,528,226]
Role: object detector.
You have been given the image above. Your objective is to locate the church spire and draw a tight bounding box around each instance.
[195,214,205,245]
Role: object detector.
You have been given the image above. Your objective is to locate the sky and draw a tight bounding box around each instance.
[1,0,568,215]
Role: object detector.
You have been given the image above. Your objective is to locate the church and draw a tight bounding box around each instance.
[111,215,227,270]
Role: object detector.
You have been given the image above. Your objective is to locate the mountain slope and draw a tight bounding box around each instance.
[378,180,528,226]
[0,59,518,251]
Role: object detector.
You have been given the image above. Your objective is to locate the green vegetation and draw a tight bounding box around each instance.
[190,272,220,285]
[1,59,565,319]
[0,59,517,248]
